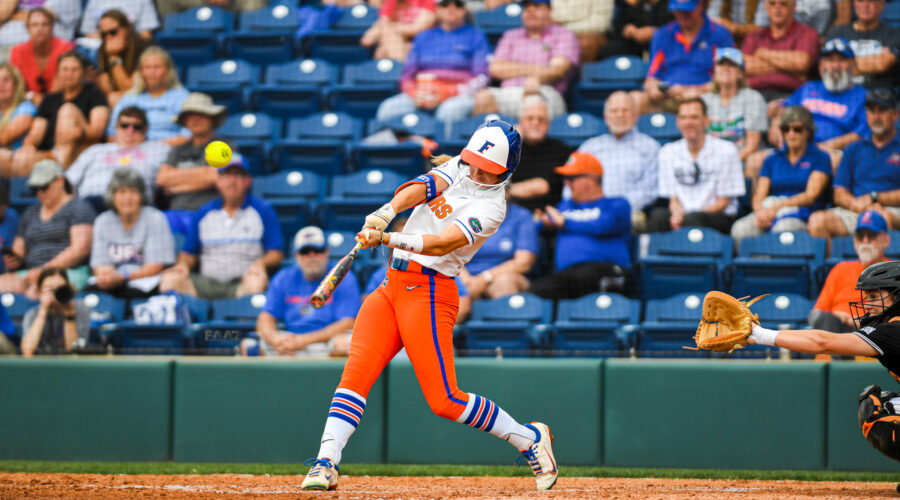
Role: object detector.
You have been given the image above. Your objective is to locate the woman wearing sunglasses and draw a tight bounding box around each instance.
[96,9,153,109]
[730,106,831,243]
[8,8,74,105]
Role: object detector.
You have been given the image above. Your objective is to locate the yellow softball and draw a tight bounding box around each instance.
[205,141,232,168]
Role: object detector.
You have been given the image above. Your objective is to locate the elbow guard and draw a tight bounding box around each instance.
[395,174,438,203]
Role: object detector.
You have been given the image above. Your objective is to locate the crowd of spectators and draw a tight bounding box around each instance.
[0,0,896,357]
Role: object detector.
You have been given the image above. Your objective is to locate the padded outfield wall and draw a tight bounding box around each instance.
[0,357,896,471]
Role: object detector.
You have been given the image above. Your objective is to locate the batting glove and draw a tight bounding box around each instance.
[364,203,396,231]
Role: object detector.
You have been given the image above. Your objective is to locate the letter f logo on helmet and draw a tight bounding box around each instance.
[478,141,495,153]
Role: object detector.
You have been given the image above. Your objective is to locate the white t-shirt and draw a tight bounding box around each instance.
[657,135,746,215]
[393,157,507,277]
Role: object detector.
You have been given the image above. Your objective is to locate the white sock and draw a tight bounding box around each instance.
[316,388,366,466]
[455,393,537,451]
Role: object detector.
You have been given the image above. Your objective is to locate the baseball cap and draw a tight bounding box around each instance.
[460,120,520,175]
[821,38,854,59]
[27,159,64,188]
[857,210,887,234]
[294,226,327,253]
[668,0,700,11]
[715,47,745,69]
[555,152,603,177]
[865,88,898,109]
[216,153,248,174]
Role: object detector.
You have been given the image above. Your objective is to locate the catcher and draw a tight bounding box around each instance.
[696,261,900,468]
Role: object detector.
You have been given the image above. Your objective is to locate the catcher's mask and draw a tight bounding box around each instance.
[850,261,900,328]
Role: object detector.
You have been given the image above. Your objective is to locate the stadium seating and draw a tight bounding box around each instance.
[157,7,233,65]
[637,112,680,144]
[474,3,522,47]
[367,111,443,140]
[328,59,402,119]
[217,112,282,175]
[752,293,812,330]
[573,56,648,116]
[226,4,300,64]
[185,59,261,113]
[333,4,379,31]
[318,169,405,230]
[455,293,552,356]
[253,170,324,250]
[884,0,900,27]
[638,227,733,300]
[547,112,607,147]
[272,112,362,174]
[729,231,826,299]
[541,292,640,356]
[8,176,36,212]
[250,59,338,118]
[193,294,268,351]
[639,292,708,357]
[1,292,38,345]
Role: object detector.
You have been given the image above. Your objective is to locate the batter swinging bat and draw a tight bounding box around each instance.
[310,242,363,309]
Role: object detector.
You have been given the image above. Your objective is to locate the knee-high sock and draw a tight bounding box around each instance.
[316,388,366,465]
[455,393,537,451]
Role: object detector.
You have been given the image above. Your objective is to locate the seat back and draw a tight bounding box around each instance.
[637,112,680,144]
[330,169,403,199]
[548,112,606,147]
[751,293,812,329]
[581,56,648,84]
[446,113,517,141]
[286,112,362,141]
[211,294,268,322]
[186,59,260,87]
[738,231,825,267]
[644,292,704,324]
[238,4,300,31]
[648,227,733,263]
[163,6,233,33]
[333,4,378,30]
[254,170,324,200]
[343,58,403,85]
[556,293,638,324]
[264,58,337,87]
[218,112,281,141]
[368,112,442,140]
[470,293,553,324]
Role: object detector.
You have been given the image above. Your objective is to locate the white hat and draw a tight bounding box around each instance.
[293,226,326,253]
[460,123,519,175]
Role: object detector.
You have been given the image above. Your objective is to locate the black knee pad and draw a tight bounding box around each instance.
[857,385,900,463]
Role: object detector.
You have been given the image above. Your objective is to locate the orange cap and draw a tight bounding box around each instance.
[554,152,603,176]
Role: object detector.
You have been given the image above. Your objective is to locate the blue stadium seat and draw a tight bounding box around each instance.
[194,294,268,351]
[543,292,640,356]
[327,59,402,120]
[446,113,517,142]
[351,142,427,178]
[250,59,337,118]
[1,292,38,345]
[226,4,300,64]
[884,1,900,27]
[639,292,708,357]
[638,227,733,300]
[157,7,233,65]
[253,170,323,250]
[78,292,127,345]
[333,4,378,30]
[318,169,405,230]
[456,293,552,357]
[104,294,209,353]
[162,6,234,33]
[217,113,282,175]
[729,231,826,299]
[185,59,260,113]
[306,31,373,64]
[637,112,680,144]
[474,3,522,47]
[8,176,36,212]
[324,230,358,257]
[752,293,812,330]
[343,58,403,86]
[367,111,443,140]
[574,56,648,116]
[547,112,607,147]
[272,112,362,174]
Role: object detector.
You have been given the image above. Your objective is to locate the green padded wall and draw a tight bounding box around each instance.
[605,360,826,470]
[386,358,603,465]
[172,359,384,463]
[827,362,900,471]
[0,358,172,461]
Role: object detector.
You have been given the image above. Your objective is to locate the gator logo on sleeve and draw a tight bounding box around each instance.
[468,217,482,233]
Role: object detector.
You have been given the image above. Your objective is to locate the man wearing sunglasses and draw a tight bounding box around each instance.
[246,226,360,357]
[65,106,169,212]
[826,0,900,91]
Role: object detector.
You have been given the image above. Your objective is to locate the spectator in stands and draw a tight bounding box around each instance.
[808,88,900,244]
[0,2,81,55]
[108,47,190,146]
[551,0,613,63]
[706,0,760,40]
[156,93,228,235]
[811,209,890,332]
[362,0,437,62]
[529,152,631,300]
[471,0,579,120]
[508,94,572,212]
[0,181,19,273]
[159,154,284,299]
[632,0,734,115]
[375,0,491,126]
[596,0,672,60]
[0,160,95,297]
[648,98,745,234]
[460,200,537,299]
[0,63,36,176]
[730,106,831,242]
[157,0,267,19]
[11,51,109,175]
[755,0,843,35]
[250,226,358,357]
[826,0,900,91]
[95,9,154,108]
[80,0,159,39]
[86,168,175,298]
[8,8,74,104]
[66,106,169,213]
[740,0,818,102]
[701,48,767,162]
[578,91,660,232]
[20,267,90,357]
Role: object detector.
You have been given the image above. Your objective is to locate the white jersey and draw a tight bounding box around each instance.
[393,157,508,277]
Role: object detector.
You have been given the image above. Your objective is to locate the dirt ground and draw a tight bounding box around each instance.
[1,473,898,499]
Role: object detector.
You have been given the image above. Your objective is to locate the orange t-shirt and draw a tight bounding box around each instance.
[814,260,888,315]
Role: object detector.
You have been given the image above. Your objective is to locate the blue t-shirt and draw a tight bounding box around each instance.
[0,303,13,336]
[647,16,734,86]
[364,264,469,297]
[0,101,36,149]
[108,87,191,141]
[264,265,361,335]
[759,145,832,211]
[551,197,632,271]
[402,24,490,81]
[465,203,538,275]
[0,207,19,273]
[834,135,900,197]
[783,82,869,143]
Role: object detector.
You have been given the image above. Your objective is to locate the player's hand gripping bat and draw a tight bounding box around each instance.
[310,242,363,309]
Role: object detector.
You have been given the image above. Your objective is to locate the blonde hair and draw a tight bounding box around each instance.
[128,46,182,95]
[431,154,453,165]
[0,63,27,130]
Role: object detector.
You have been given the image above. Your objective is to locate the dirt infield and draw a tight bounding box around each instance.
[1,473,898,499]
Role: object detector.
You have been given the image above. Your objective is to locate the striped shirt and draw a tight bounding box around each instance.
[17,198,96,269]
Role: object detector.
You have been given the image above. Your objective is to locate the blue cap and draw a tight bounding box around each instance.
[821,38,855,59]
[668,0,700,11]
[857,210,887,234]
[217,153,248,174]
[715,47,745,69]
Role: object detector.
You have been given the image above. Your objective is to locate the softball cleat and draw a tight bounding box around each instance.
[301,458,339,491]
[516,422,558,490]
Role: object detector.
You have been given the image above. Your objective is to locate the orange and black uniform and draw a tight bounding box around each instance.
[853,323,900,461]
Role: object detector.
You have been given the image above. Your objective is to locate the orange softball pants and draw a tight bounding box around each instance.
[338,265,470,421]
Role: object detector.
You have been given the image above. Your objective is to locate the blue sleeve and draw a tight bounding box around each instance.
[0,303,13,336]
[515,210,539,255]
[850,98,870,138]
[455,276,469,298]
[256,199,284,252]
[332,272,362,320]
[181,210,202,255]
[563,199,632,237]
[758,153,774,179]
[471,29,491,76]
[715,25,735,48]
[263,269,287,320]
[833,145,854,189]
[783,87,801,107]
[812,150,832,176]
[13,101,36,118]
[364,266,387,295]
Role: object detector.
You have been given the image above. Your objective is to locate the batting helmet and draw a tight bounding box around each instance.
[851,261,900,327]
[460,119,521,179]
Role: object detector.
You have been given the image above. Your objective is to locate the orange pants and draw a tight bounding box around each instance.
[338,266,469,420]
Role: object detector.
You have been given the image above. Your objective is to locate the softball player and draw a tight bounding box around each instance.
[301,121,558,491]
[748,260,900,489]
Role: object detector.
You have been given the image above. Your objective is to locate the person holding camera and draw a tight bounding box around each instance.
[20,267,90,357]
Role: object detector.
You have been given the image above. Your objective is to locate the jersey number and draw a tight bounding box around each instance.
[428,195,453,219]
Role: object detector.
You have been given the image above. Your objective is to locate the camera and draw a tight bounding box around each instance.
[54,286,74,304]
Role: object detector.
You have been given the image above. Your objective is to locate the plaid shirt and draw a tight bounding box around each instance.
[492,24,580,93]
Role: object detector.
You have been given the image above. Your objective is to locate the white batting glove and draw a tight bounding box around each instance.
[364,203,396,231]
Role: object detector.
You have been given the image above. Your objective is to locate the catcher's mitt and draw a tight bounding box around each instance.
[689,291,769,352]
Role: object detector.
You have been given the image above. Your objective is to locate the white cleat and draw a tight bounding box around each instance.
[518,422,558,491]
[301,458,339,491]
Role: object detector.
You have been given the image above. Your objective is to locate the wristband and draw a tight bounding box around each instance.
[386,232,424,253]
[749,324,779,346]
[122,270,130,282]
